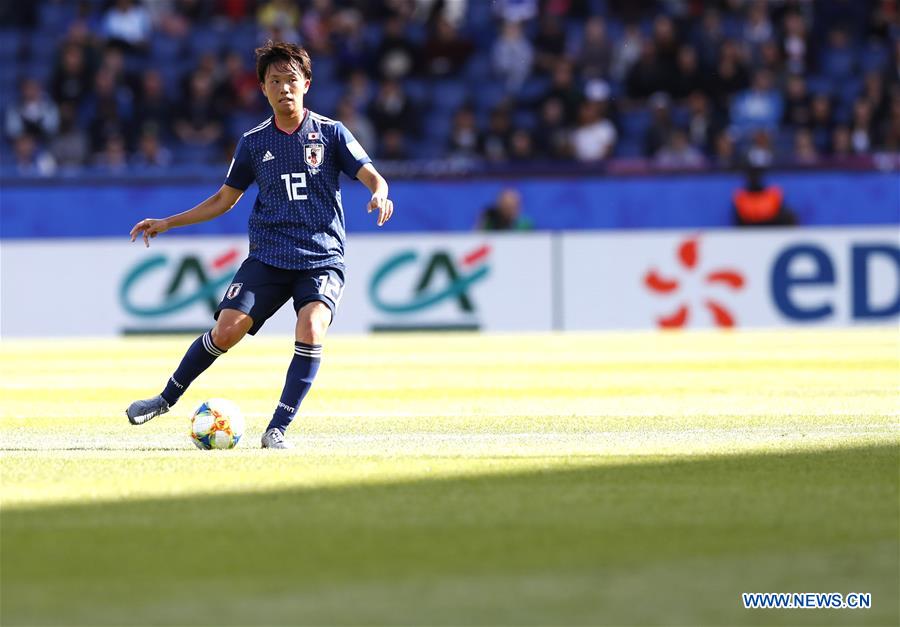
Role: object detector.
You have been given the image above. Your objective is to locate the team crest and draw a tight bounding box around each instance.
[304,143,324,171]
[226,283,243,299]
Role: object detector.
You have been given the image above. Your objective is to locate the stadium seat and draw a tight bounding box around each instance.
[0,29,21,61]
[429,80,471,112]
[619,109,652,139]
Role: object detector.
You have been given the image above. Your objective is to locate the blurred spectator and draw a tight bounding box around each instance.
[730,69,783,136]
[134,70,172,140]
[850,99,874,153]
[50,103,89,169]
[539,59,581,120]
[86,68,133,153]
[219,51,261,112]
[685,91,719,154]
[693,8,727,68]
[375,16,418,80]
[102,0,151,54]
[5,78,60,141]
[820,28,858,82]
[492,20,533,93]
[883,95,900,152]
[368,79,416,135]
[654,128,706,169]
[576,16,612,80]
[344,69,373,110]
[132,129,173,169]
[644,92,674,157]
[536,97,572,159]
[257,0,301,44]
[781,10,811,75]
[757,40,783,75]
[792,127,819,165]
[379,128,409,160]
[732,165,797,226]
[861,71,889,123]
[336,97,376,158]
[492,0,538,23]
[94,134,130,172]
[708,40,750,114]
[300,0,336,55]
[173,71,224,151]
[626,42,666,100]
[746,128,774,167]
[571,99,617,162]
[332,8,369,78]
[671,44,704,100]
[782,74,811,127]
[651,14,679,80]
[479,103,514,162]
[421,16,474,78]
[447,105,479,158]
[713,128,739,169]
[610,23,643,82]
[533,14,568,76]
[743,0,774,51]
[12,133,56,177]
[477,188,533,230]
[830,125,853,158]
[508,128,535,162]
[51,43,93,108]
[808,94,834,154]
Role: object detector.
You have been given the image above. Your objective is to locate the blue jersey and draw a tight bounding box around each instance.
[224,109,372,271]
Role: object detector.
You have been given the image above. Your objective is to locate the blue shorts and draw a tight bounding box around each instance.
[215,257,345,335]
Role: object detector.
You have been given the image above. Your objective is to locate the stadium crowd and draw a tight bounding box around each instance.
[1,0,898,176]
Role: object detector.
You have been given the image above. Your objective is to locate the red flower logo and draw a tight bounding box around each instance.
[643,236,745,328]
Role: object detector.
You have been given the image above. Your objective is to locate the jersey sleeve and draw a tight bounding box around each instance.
[335,122,372,179]
[224,136,255,190]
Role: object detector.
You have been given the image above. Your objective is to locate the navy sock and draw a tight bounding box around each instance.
[160,331,226,405]
[267,342,322,433]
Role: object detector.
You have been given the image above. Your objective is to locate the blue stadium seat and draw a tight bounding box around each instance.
[614,137,644,158]
[619,108,652,140]
[305,80,343,114]
[805,75,833,96]
[861,44,889,72]
[151,33,188,64]
[424,111,454,143]
[0,29,21,61]
[513,110,537,131]
[473,81,507,114]
[39,2,77,32]
[402,78,429,105]
[313,55,336,82]
[430,80,471,112]
[189,26,226,56]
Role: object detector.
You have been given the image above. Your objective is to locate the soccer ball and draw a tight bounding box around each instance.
[190,398,244,450]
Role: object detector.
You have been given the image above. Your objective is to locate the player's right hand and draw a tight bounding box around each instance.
[130,218,170,248]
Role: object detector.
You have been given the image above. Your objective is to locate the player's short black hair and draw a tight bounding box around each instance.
[255,41,312,84]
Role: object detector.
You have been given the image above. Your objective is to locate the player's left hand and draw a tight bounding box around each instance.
[367,195,393,227]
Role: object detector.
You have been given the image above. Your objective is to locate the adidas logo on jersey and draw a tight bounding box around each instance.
[262,150,275,162]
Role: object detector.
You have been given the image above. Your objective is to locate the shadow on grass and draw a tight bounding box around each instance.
[2,444,898,626]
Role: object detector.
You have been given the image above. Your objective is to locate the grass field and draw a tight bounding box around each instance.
[1,329,897,626]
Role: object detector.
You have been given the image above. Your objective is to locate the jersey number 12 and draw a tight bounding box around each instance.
[280,173,307,201]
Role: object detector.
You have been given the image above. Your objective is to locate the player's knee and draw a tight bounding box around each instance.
[296,303,330,344]
[211,320,249,350]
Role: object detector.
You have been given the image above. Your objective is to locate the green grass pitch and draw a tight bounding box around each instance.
[1,329,897,626]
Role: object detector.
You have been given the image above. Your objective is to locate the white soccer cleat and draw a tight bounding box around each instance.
[126,395,170,425]
[261,428,293,449]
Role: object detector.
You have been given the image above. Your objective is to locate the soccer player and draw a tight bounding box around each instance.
[126,42,393,449]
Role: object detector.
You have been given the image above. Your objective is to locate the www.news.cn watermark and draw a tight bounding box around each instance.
[742,592,872,609]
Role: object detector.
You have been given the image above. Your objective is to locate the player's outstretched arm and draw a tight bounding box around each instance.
[356,163,393,227]
[130,184,244,247]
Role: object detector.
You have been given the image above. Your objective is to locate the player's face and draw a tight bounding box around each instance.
[262,63,310,116]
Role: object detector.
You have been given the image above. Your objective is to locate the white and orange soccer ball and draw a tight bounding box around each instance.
[190,398,244,450]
